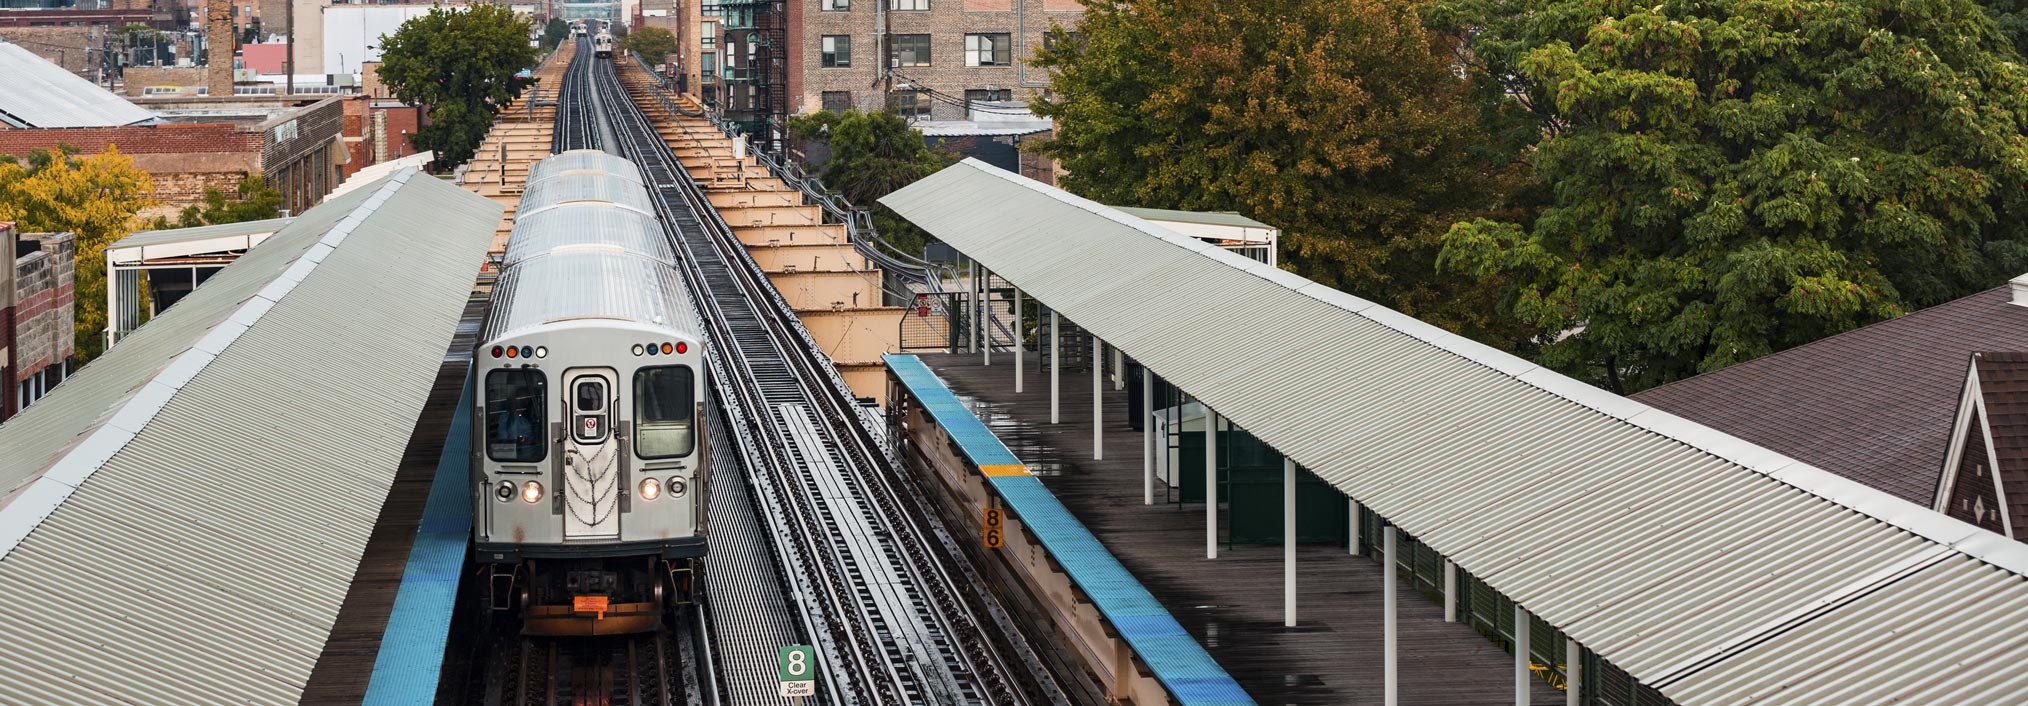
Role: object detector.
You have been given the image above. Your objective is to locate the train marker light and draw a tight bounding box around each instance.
[535,346,548,358]
[521,346,534,358]
[668,476,688,498]
[506,346,519,358]
[675,342,688,354]
[491,345,503,358]
[495,481,514,501]
[632,344,645,356]
[661,342,673,355]
[640,477,661,500]
[522,481,544,503]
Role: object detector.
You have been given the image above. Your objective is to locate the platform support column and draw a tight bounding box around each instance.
[1384,525,1398,706]
[1142,367,1154,506]
[1014,287,1024,393]
[1349,498,1362,556]
[1206,409,1219,559]
[1284,456,1297,627]
[1516,605,1533,706]
[1566,638,1581,706]
[1443,560,1457,622]
[968,260,978,354]
[1050,310,1060,424]
[1112,346,1124,390]
[981,266,991,366]
[1093,335,1104,461]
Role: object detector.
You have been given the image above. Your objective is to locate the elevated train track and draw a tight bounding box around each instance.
[481,39,1067,705]
[586,47,1066,704]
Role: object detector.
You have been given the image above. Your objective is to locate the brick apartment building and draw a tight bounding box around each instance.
[790,0,1079,119]
[690,0,1080,128]
[0,223,76,423]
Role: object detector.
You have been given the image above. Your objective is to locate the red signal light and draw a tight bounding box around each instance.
[491,345,503,358]
[675,342,687,354]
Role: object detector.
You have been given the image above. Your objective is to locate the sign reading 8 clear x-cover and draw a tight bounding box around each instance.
[779,644,816,697]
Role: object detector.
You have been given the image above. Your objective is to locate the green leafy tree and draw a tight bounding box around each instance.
[1030,0,1532,345]
[173,176,283,228]
[376,4,537,167]
[1434,0,2028,393]
[0,146,158,362]
[543,18,570,49]
[787,109,951,257]
[622,26,678,61]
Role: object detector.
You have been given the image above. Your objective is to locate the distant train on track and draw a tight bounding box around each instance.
[592,30,616,59]
[473,149,709,636]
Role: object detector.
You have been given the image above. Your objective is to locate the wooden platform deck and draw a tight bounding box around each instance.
[919,352,1563,705]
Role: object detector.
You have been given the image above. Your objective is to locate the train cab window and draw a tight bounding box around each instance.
[574,378,609,442]
[486,370,547,462]
[634,366,696,458]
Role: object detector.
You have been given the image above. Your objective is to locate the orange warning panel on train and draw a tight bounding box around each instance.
[572,595,609,618]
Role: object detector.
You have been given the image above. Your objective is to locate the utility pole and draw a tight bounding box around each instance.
[285,0,295,96]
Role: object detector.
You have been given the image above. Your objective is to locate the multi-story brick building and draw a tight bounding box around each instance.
[0,224,76,422]
[791,0,1078,119]
[694,0,1080,136]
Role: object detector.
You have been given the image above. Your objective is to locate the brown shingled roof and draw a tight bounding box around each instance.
[0,124,260,158]
[1633,284,2028,505]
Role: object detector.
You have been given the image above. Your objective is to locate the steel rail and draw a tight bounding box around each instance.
[592,59,1064,705]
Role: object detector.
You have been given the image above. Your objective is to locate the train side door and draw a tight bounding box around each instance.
[562,368,622,540]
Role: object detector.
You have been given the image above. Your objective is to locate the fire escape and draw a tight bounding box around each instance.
[717,0,785,152]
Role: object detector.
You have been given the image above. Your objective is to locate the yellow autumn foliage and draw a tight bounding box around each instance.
[0,146,157,362]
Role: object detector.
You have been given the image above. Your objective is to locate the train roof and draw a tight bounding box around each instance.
[519,170,657,218]
[482,248,703,343]
[528,149,644,185]
[503,202,676,268]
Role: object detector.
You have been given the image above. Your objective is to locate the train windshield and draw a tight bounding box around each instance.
[486,369,547,462]
[633,366,695,458]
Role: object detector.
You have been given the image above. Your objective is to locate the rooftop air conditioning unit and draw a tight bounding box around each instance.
[328,73,357,87]
[234,68,256,82]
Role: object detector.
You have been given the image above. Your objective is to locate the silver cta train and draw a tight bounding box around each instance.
[593,30,616,59]
[472,149,708,636]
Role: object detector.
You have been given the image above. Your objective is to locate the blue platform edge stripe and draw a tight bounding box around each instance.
[361,371,475,706]
[883,355,1256,706]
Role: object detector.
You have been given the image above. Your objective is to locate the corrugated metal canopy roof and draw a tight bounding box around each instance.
[1111,206,1273,231]
[0,168,501,705]
[110,217,295,252]
[881,159,2028,704]
[0,41,158,128]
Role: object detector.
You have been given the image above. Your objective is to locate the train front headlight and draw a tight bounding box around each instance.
[667,476,688,498]
[639,477,661,500]
[522,481,544,504]
[495,481,514,501]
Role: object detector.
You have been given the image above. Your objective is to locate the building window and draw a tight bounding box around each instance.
[1042,30,1084,54]
[964,88,1010,104]
[888,0,927,9]
[821,35,851,67]
[822,0,850,9]
[889,89,930,119]
[701,21,716,48]
[890,34,931,67]
[822,91,853,111]
[965,33,1011,67]
[701,51,717,74]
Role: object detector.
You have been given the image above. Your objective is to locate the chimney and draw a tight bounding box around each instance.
[206,0,235,98]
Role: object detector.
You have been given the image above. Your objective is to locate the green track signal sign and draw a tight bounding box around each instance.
[779,645,816,698]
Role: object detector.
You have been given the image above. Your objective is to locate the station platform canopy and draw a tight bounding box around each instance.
[0,169,501,705]
[882,159,2028,704]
